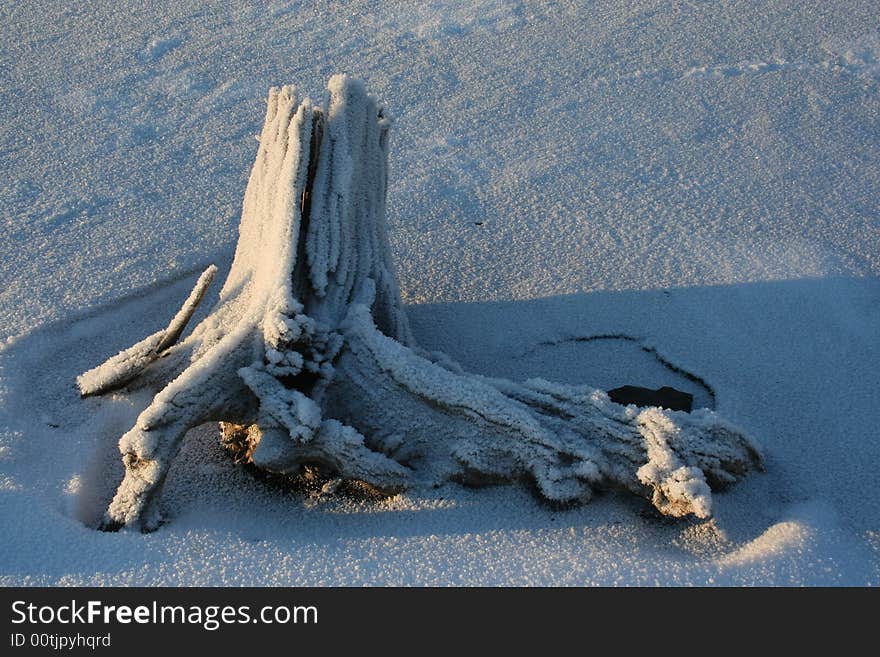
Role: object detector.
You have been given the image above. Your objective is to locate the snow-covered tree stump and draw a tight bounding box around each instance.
[80,76,762,531]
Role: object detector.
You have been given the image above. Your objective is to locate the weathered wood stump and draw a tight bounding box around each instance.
[79,76,762,531]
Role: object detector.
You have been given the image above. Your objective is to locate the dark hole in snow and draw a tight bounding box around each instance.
[607,385,693,412]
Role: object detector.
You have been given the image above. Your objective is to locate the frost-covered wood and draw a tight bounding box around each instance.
[81,76,762,531]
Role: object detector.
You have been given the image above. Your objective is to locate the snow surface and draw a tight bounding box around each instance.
[1,1,878,585]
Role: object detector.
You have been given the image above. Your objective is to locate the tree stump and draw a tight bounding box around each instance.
[79,76,762,531]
